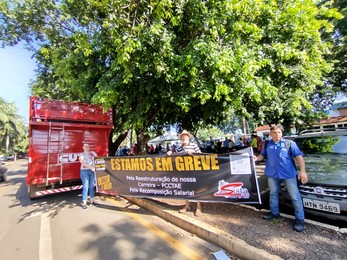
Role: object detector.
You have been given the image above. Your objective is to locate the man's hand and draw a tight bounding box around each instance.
[295,156,307,184]
[298,171,308,184]
[253,154,264,162]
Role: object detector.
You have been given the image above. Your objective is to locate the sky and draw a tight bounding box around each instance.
[0,44,36,123]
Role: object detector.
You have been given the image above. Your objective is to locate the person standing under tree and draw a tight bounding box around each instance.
[222,137,230,153]
[167,130,203,216]
[250,133,259,155]
[132,143,139,156]
[79,143,97,209]
[256,135,264,154]
[254,125,308,232]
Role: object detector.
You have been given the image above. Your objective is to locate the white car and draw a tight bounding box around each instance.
[281,127,347,222]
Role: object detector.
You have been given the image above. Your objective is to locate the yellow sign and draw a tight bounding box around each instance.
[109,154,219,172]
[97,175,112,190]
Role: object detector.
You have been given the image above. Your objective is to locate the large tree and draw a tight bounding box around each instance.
[0,0,342,150]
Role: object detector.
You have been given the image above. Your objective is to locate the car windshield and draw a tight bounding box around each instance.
[295,135,347,185]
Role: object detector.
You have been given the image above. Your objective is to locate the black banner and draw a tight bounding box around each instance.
[95,147,261,204]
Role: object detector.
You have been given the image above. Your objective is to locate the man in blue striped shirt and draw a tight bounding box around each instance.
[167,130,202,216]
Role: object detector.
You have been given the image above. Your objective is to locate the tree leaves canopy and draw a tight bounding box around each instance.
[0,0,342,136]
[323,0,347,97]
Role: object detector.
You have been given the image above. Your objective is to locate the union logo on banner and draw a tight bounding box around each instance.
[214,181,250,199]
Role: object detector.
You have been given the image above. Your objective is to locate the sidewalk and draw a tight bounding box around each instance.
[123,196,347,260]
[124,165,283,260]
[125,197,283,260]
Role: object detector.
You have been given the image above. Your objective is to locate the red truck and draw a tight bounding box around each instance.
[27,96,113,199]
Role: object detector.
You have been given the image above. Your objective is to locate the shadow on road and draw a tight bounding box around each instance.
[2,161,154,224]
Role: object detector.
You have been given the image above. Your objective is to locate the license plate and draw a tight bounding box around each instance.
[303,198,340,214]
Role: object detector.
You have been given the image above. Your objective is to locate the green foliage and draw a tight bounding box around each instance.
[0,98,28,155]
[14,131,29,154]
[196,126,224,143]
[0,0,342,140]
[296,136,340,153]
[323,0,347,88]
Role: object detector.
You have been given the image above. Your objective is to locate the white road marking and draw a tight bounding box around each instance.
[38,201,66,260]
[39,213,53,260]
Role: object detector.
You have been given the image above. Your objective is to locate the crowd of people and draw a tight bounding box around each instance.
[114,131,273,157]
[116,142,177,156]
[198,132,269,155]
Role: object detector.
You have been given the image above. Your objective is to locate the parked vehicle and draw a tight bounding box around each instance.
[0,163,7,182]
[27,96,113,199]
[280,127,347,222]
[6,155,14,161]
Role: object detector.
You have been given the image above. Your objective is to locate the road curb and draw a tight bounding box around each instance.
[126,197,283,260]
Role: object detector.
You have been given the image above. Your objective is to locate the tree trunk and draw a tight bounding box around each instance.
[136,130,150,155]
[109,131,128,156]
[5,134,9,157]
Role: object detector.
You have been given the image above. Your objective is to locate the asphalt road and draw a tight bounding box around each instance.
[0,160,225,260]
